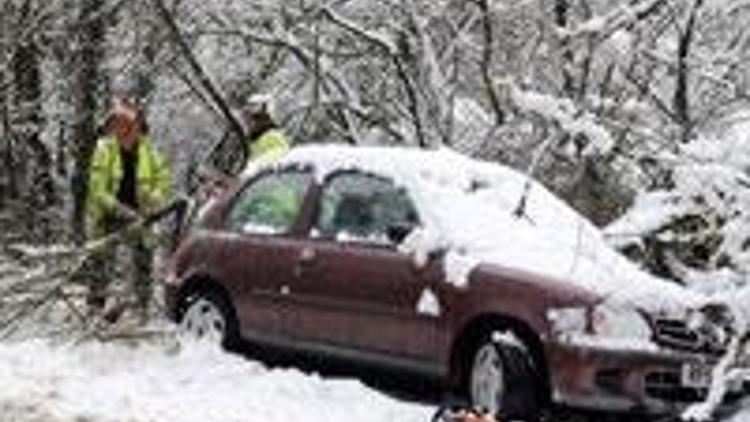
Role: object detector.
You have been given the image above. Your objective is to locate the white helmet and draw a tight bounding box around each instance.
[245,94,275,120]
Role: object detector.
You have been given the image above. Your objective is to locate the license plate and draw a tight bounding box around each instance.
[681,363,712,389]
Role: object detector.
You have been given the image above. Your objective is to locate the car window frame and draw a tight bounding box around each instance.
[223,165,314,238]
[309,169,422,249]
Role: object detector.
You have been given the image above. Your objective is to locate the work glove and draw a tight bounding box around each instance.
[138,191,161,215]
[114,202,141,222]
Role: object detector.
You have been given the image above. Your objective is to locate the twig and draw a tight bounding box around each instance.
[150,0,246,152]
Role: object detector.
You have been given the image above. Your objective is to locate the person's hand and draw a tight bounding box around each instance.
[138,192,160,214]
[115,202,141,222]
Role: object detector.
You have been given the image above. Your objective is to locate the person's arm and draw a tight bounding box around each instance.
[141,146,171,213]
[87,139,117,217]
[153,150,171,207]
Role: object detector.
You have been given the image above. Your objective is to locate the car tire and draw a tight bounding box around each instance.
[178,289,239,350]
[467,330,543,421]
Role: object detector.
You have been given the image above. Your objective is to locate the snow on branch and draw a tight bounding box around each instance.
[557,0,667,40]
[320,8,398,55]
[703,0,750,14]
[506,82,615,156]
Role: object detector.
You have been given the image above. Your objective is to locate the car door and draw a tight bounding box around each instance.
[283,170,443,363]
[219,167,313,342]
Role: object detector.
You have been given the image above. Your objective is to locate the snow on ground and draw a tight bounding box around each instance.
[1,336,749,422]
[729,406,750,422]
[0,338,433,422]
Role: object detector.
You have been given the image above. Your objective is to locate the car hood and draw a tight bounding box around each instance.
[384,149,707,314]
[466,257,701,318]
[470,261,602,309]
[401,211,705,315]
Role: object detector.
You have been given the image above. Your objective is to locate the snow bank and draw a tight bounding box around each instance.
[605,124,750,281]
[0,340,432,422]
[254,145,704,312]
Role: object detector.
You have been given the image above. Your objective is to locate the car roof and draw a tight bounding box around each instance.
[246,144,496,187]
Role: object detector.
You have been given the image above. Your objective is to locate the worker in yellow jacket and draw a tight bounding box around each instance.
[86,98,170,320]
[241,94,289,164]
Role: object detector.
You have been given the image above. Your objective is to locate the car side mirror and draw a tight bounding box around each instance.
[386,223,414,245]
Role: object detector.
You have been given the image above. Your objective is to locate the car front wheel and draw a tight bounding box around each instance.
[178,290,238,349]
[468,331,542,421]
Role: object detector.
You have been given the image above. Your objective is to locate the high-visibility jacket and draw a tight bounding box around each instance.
[87,135,170,234]
[247,129,289,162]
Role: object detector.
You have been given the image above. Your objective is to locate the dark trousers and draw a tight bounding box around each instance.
[87,216,153,317]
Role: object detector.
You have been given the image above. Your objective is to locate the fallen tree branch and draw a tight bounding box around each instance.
[150,0,246,161]
[0,198,187,341]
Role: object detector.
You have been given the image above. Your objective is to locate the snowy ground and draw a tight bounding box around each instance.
[2,335,750,422]
[0,337,434,422]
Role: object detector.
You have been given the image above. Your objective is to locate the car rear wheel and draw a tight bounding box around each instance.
[179,290,239,349]
[468,331,542,421]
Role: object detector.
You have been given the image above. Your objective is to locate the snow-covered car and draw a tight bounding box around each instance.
[165,145,746,419]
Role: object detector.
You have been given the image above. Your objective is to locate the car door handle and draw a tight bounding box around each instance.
[294,247,316,278]
[298,247,316,264]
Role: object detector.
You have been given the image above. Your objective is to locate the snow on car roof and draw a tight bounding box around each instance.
[249,144,705,312]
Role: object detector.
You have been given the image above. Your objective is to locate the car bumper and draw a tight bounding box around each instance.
[545,335,749,414]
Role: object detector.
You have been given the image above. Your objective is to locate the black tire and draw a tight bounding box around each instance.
[178,289,240,350]
[466,330,543,421]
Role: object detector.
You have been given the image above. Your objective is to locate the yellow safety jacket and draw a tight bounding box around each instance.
[87,135,170,235]
[247,129,289,161]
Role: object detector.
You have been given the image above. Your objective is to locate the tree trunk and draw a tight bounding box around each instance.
[477,0,504,126]
[555,0,575,97]
[13,38,56,209]
[71,0,106,243]
[674,0,704,143]
[0,51,5,208]
[0,1,11,207]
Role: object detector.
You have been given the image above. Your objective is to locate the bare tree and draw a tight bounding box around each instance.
[71,0,106,243]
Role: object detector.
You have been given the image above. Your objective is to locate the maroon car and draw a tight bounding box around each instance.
[165,145,745,419]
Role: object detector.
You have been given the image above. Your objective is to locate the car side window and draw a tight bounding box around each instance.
[227,169,311,235]
[316,172,419,245]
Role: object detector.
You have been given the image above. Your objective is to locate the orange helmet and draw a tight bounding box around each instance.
[104,97,139,134]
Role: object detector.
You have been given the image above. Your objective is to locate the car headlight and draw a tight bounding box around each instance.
[591,304,652,340]
[548,304,651,340]
[547,307,588,335]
